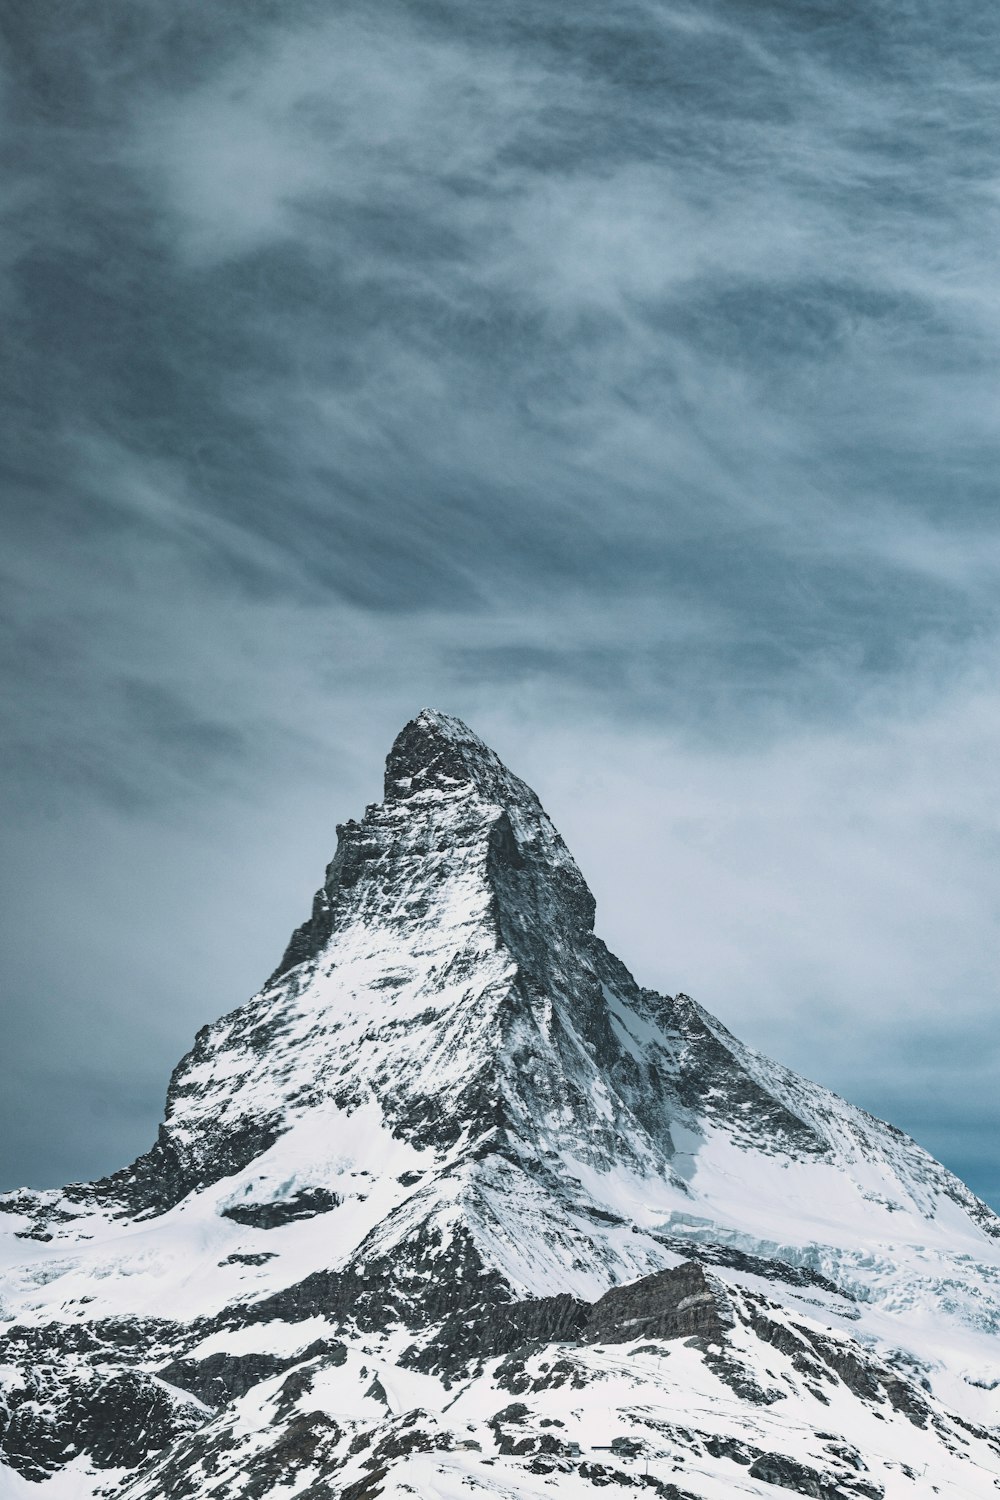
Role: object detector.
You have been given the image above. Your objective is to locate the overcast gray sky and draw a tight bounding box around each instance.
[2,0,999,1206]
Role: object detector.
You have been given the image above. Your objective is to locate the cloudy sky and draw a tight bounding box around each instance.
[3,0,999,1206]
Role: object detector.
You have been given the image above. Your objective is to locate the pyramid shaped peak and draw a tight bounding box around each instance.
[383,708,536,808]
[408,706,483,748]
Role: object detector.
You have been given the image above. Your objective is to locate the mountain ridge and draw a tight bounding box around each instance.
[2,709,999,1498]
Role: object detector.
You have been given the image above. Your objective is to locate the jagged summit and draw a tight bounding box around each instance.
[384,708,533,805]
[272,707,594,991]
[4,715,1000,1499]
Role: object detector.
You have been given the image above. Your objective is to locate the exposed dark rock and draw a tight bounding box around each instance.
[701,1432,759,1465]
[215,1220,511,1337]
[338,1469,389,1500]
[0,1315,180,1369]
[403,1265,740,1383]
[367,1409,453,1465]
[700,1343,789,1407]
[96,1113,284,1219]
[749,1451,884,1499]
[881,1375,931,1428]
[240,1412,344,1500]
[0,1193,39,1215]
[403,1293,590,1379]
[220,1187,341,1228]
[585,1263,733,1346]
[270,876,339,983]
[0,1368,204,1480]
[157,1341,343,1408]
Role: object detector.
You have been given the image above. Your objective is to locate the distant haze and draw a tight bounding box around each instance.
[2,2,999,1206]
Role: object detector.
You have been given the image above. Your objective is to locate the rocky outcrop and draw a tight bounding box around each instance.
[0,1367,205,1481]
[158,1341,344,1408]
[584,1262,733,1347]
[220,1188,341,1229]
[403,1264,733,1381]
[748,1452,884,1500]
[403,1292,590,1379]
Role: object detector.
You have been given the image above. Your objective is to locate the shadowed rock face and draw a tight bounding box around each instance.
[748,1451,885,1500]
[584,1262,733,1347]
[157,1341,344,1409]
[220,1187,341,1229]
[2,711,1000,1499]
[274,709,597,986]
[403,1294,589,1372]
[0,1367,205,1482]
[402,1266,732,1382]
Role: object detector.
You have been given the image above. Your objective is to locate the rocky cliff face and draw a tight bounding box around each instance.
[2,710,1000,1499]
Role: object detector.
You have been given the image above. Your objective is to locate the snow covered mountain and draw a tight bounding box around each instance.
[2,708,1000,1499]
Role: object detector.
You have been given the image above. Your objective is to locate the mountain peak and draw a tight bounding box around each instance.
[6,716,1000,1500]
[383,708,531,807]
